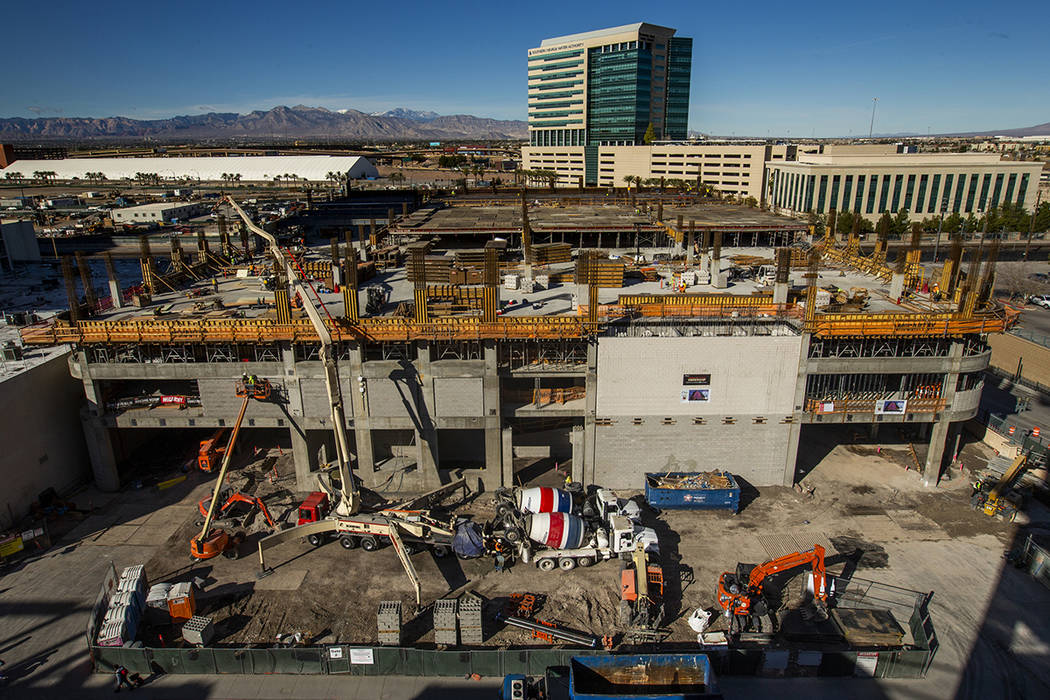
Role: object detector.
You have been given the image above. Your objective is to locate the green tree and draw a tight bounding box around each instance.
[622,175,636,190]
[1034,201,1050,233]
[4,171,24,183]
[836,211,855,235]
[892,208,910,238]
[643,122,656,145]
[962,213,979,233]
[941,212,962,234]
[743,196,758,208]
[876,211,893,239]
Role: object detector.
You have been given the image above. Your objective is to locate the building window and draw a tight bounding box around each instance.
[914,175,927,214]
[927,174,941,213]
[842,175,853,213]
[805,175,815,212]
[878,175,891,213]
[991,173,1005,209]
[966,174,979,211]
[829,175,840,212]
[891,174,904,212]
[854,175,865,212]
[978,173,993,210]
[953,174,965,213]
[1018,173,1030,206]
[817,175,828,212]
[1004,173,1017,205]
[866,175,878,214]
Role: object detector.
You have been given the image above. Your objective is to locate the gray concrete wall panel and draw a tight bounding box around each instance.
[434,377,484,417]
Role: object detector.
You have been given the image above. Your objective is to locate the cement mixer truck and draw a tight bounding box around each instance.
[493,486,658,572]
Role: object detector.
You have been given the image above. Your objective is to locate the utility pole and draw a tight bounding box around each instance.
[1024,191,1042,263]
[869,98,878,139]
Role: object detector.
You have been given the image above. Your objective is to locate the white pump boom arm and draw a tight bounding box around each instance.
[224,197,358,514]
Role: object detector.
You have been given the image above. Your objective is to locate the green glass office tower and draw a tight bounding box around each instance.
[528,23,693,149]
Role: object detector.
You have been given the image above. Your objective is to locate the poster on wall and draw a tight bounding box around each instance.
[875,399,907,415]
[682,374,711,386]
[681,388,711,403]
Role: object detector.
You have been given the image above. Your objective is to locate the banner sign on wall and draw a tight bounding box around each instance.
[682,374,711,386]
[875,399,907,415]
[681,388,711,402]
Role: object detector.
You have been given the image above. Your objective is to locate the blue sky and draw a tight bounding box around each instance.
[1,0,1047,136]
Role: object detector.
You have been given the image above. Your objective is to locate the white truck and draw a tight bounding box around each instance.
[510,489,658,572]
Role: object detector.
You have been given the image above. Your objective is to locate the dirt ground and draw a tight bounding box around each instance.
[133,428,1038,657]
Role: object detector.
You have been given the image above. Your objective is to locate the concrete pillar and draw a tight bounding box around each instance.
[570,425,585,485]
[583,341,599,485]
[83,419,120,492]
[783,333,811,485]
[108,279,124,309]
[501,426,514,487]
[483,340,501,491]
[924,340,964,486]
[281,343,304,420]
[414,341,440,489]
[773,282,789,304]
[347,343,376,488]
[870,422,879,440]
[890,273,906,301]
[289,423,315,492]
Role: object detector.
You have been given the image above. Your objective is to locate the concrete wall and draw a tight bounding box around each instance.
[592,420,794,489]
[434,378,484,417]
[989,333,1050,388]
[592,335,803,487]
[595,336,802,416]
[0,350,90,529]
[1,220,41,264]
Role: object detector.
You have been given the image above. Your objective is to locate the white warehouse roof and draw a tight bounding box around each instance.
[0,155,379,182]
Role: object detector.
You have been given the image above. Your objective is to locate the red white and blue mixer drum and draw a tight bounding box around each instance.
[525,512,586,550]
[516,487,573,514]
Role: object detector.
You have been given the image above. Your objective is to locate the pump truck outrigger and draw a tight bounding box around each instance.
[717,544,830,636]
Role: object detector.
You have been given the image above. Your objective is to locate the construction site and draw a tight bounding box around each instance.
[7,189,1049,695]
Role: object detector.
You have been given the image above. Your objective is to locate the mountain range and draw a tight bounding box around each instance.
[0,105,527,142]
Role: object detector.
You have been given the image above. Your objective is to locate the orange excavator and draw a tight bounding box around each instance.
[717,545,829,635]
[190,378,272,560]
[197,489,276,530]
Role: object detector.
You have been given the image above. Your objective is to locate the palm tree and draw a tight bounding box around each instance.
[622,175,636,191]
[389,171,406,187]
[4,171,23,183]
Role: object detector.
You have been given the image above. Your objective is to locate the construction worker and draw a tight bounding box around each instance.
[241,372,249,387]
[972,479,983,497]
[113,664,135,692]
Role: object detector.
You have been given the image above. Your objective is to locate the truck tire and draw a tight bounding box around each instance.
[360,535,379,552]
[559,557,576,571]
[432,545,449,558]
[339,535,358,550]
[504,527,521,543]
[496,503,513,519]
[538,558,557,572]
[307,534,325,547]
[578,556,595,567]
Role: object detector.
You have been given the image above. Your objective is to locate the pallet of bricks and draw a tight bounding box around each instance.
[97,565,146,647]
[458,594,483,645]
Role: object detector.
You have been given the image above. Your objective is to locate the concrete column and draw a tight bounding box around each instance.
[870,422,879,440]
[414,341,440,489]
[924,340,964,486]
[347,343,376,488]
[890,273,906,301]
[482,340,501,491]
[783,333,811,485]
[773,282,789,304]
[83,419,120,492]
[108,279,124,309]
[281,343,304,420]
[289,423,314,492]
[583,340,599,485]
[570,425,585,485]
[501,426,514,487]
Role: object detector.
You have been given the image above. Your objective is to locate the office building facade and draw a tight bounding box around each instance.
[527,23,692,150]
[765,153,1043,222]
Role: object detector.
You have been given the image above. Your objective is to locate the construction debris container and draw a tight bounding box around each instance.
[167,582,196,621]
[644,472,740,513]
[568,653,721,699]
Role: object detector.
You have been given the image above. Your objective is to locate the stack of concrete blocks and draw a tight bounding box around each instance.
[697,254,712,285]
[182,615,215,647]
[534,274,549,290]
[433,598,459,647]
[377,600,403,646]
[458,595,483,645]
[520,278,535,294]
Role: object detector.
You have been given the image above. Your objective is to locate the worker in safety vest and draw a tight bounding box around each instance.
[971,480,983,497]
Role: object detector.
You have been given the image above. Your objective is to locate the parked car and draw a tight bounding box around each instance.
[1029,294,1050,308]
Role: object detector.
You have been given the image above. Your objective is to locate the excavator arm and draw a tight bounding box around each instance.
[224,197,358,516]
[748,544,827,602]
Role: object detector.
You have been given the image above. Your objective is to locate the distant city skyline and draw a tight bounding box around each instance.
[1,0,1048,137]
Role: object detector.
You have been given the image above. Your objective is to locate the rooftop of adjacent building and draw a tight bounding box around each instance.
[537,22,677,48]
[113,201,198,214]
